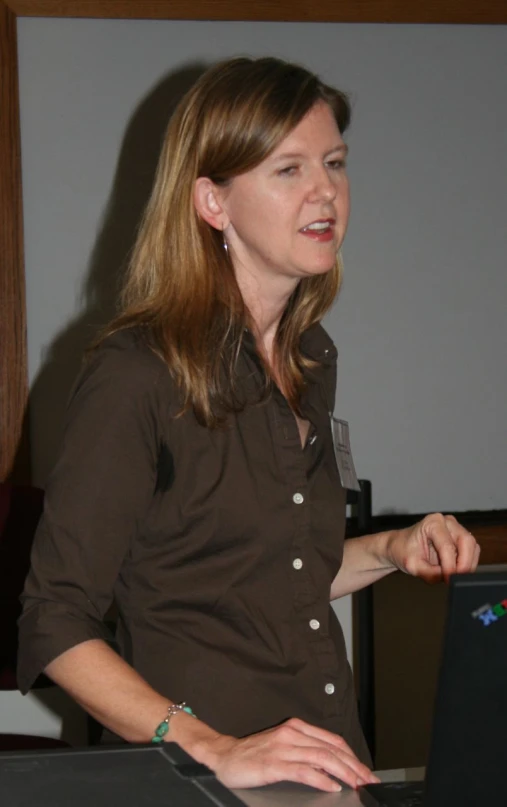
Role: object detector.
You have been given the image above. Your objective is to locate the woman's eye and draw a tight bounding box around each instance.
[278,165,299,176]
[327,159,346,171]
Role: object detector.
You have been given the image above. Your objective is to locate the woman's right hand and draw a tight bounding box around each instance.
[178,716,380,792]
[44,643,375,792]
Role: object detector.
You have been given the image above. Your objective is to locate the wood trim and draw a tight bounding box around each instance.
[0,2,29,481]
[1,2,506,483]
[469,524,507,566]
[5,0,507,23]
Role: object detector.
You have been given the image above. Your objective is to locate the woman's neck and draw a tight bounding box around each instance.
[235,268,299,367]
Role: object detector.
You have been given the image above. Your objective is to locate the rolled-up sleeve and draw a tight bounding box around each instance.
[17,338,165,693]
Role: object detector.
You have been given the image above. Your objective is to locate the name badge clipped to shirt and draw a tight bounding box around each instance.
[330,417,361,491]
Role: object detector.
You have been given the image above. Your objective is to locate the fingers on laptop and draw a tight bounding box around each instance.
[212,717,379,791]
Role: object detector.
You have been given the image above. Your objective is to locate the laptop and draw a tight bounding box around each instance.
[0,741,244,807]
[360,568,507,807]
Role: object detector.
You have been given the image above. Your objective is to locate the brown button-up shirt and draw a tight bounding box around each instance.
[18,325,369,762]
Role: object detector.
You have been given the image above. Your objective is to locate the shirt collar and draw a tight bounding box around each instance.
[242,324,336,363]
[299,323,337,365]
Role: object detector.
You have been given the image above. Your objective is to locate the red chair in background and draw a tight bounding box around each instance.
[0,481,69,751]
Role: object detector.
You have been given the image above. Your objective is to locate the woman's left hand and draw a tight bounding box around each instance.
[387,514,481,584]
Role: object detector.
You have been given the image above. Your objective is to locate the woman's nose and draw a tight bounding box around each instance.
[309,168,337,202]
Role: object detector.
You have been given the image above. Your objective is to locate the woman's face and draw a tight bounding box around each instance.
[219,101,350,292]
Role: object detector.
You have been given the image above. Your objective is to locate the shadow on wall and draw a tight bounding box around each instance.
[12,63,207,488]
[9,63,207,743]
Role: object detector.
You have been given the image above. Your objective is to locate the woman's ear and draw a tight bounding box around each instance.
[194,177,229,230]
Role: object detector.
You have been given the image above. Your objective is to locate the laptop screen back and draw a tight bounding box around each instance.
[424,569,507,806]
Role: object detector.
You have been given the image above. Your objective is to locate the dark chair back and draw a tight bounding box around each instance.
[346,480,376,764]
[0,481,69,750]
[0,482,44,690]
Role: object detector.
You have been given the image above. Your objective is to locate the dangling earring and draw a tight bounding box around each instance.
[222,230,228,253]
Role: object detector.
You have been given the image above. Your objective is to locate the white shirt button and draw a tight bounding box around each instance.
[325,683,335,695]
[292,558,303,570]
[309,619,320,630]
[293,493,304,504]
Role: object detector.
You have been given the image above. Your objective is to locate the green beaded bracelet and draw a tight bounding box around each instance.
[151,702,196,744]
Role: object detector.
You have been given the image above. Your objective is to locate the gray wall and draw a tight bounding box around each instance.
[11,18,507,742]
[18,19,507,514]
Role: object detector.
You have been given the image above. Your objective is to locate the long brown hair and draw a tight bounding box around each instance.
[102,57,351,426]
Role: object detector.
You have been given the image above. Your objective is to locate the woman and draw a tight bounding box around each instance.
[18,57,479,794]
